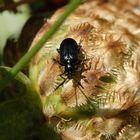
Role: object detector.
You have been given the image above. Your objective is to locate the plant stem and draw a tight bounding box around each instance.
[10,0,81,76]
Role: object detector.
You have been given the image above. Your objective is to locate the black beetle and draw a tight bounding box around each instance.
[55,38,91,103]
[57,38,80,79]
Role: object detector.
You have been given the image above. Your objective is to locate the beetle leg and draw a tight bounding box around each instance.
[78,81,93,103]
[54,70,67,91]
[53,57,64,66]
[55,77,67,91]
[53,58,59,63]
[74,87,78,106]
[75,59,82,65]
[78,81,84,89]
[77,84,92,103]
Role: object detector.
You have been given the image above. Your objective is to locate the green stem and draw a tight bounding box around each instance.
[0,0,81,92]
[10,0,81,76]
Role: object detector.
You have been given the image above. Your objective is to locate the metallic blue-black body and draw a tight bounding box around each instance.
[58,38,80,79]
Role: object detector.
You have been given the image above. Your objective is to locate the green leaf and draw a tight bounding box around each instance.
[38,123,61,140]
[44,92,97,120]
[0,99,42,140]
[61,102,97,120]
[0,66,44,140]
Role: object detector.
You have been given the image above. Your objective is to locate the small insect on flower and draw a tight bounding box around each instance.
[55,38,91,104]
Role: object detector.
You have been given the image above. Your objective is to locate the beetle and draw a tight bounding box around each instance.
[54,38,82,90]
[55,38,91,103]
[57,38,81,79]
